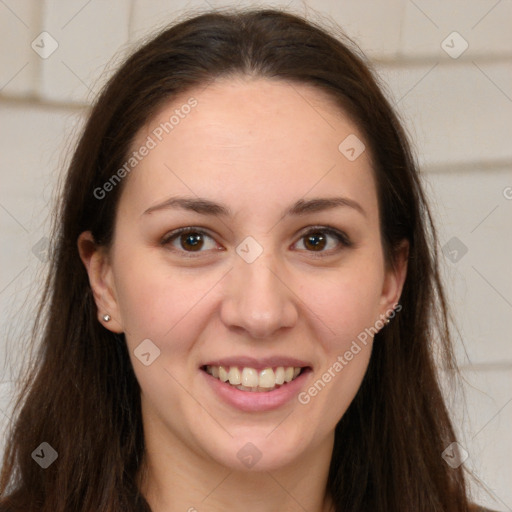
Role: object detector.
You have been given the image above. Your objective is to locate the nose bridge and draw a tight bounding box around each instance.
[220,246,298,338]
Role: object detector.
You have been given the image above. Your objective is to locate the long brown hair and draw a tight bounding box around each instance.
[1,8,472,511]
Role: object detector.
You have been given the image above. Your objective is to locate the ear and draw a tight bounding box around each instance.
[379,239,409,317]
[77,231,124,333]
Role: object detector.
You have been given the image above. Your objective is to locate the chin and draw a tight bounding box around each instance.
[199,425,313,472]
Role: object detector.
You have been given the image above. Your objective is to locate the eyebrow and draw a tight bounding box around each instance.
[142,195,366,218]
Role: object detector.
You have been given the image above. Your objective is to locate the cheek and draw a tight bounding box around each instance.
[298,264,384,349]
[113,259,217,410]
[294,265,381,418]
[112,252,217,350]
[298,278,376,428]
[322,347,372,424]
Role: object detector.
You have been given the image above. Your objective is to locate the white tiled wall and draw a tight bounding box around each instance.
[0,0,40,97]
[38,0,131,103]
[377,61,512,168]
[400,0,512,58]
[1,1,511,510]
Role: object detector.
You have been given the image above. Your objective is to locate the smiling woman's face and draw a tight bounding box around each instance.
[80,77,406,473]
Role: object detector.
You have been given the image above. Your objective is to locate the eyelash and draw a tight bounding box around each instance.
[160,225,352,258]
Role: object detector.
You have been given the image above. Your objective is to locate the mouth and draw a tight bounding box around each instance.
[200,357,312,412]
[201,364,307,392]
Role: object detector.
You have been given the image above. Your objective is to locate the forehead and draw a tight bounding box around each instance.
[121,77,377,220]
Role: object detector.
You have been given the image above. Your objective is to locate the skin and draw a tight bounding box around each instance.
[79,76,408,512]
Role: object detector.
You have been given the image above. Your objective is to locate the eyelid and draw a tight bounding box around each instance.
[293,225,352,253]
[296,224,351,243]
[161,225,352,256]
[160,227,222,257]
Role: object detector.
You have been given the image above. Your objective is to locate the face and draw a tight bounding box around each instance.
[80,77,407,473]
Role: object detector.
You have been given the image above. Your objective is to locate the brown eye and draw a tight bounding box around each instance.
[294,227,351,254]
[179,232,204,251]
[303,232,327,251]
[162,228,219,254]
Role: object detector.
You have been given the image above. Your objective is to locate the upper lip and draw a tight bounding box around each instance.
[201,356,311,371]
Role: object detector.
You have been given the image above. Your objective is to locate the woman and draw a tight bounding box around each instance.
[0,8,496,512]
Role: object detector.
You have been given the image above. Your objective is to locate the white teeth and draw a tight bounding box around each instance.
[241,367,258,387]
[284,367,294,383]
[205,364,303,391]
[228,367,241,385]
[258,368,275,388]
[218,366,229,382]
[274,366,285,385]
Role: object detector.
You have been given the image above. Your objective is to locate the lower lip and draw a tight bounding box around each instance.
[201,368,311,412]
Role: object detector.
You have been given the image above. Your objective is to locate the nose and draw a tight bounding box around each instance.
[220,253,299,339]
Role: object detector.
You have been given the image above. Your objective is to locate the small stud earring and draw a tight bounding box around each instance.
[103,314,111,322]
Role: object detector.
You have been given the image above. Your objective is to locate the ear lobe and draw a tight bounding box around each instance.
[380,240,409,315]
[77,231,124,333]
